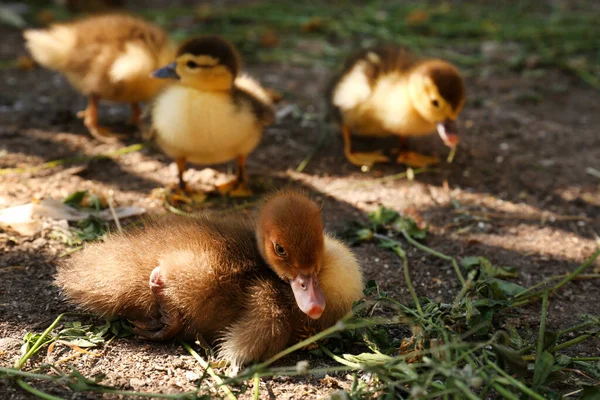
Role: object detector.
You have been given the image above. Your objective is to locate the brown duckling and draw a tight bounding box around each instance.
[55,191,363,369]
[148,36,274,198]
[327,45,466,168]
[24,13,176,141]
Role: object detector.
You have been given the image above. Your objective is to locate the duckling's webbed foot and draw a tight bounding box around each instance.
[217,179,252,197]
[131,266,183,341]
[217,155,253,197]
[341,125,389,167]
[396,151,440,168]
[78,94,127,142]
[346,151,390,168]
[164,157,208,204]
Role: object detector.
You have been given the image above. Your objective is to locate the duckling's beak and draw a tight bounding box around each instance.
[151,62,179,80]
[437,119,459,148]
[290,273,325,320]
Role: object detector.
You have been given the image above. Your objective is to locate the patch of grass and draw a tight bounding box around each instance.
[2,210,599,399]
[0,143,146,176]
[48,190,111,246]
[139,1,600,87]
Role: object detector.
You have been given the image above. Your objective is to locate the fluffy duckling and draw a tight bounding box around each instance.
[327,45,466,167]
[24,14,176,141]
[148,36,274,197]
[55,191,363,369]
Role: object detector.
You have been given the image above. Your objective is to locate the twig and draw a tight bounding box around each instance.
[551,334,593,352]
[535,291,549,359]
[0,143,146,176]
[399,230,466,287]
[453,380,482,400]
[106,190,122,234]
[343,168,431,190]
[453,209,593,223]
[551,248,600,293]
[254,321,345,370]
[253,373,260,400]
[447,147,457,164]
[319,345,361,369]
[295,120,330,173]
[512,248,600,305]
[180,341,237,400]
[487,362,546,400]
[586,167,600,179]
[373,233,423,316]
[2,368,198,399]
[16,379,63,400]
[16,313,65,369]
[492,383,519,400]
[519,320,595,355]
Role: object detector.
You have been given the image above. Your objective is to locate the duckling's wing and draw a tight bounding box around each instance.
[26,14,174,99]
[233,75,275,126]
[326,45,418,121]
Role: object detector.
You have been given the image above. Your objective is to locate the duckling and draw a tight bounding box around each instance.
[326,45,466,168]
[23,13,176,141]
[148,36,274,198]
[54,191,363,369]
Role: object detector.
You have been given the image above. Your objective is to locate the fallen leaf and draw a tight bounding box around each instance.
[0,199,145,236]
[396,152,440,167]
[264,87,283,103]
[260,30,280,48]
[405,9,429,25]
[36,9,56,25]
[301,17,323,32]
[16,55,35,70]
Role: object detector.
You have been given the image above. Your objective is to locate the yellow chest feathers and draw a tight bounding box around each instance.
[152,86,263,165]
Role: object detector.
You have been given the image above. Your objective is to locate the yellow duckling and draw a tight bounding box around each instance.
[24,13,176,141]
[327,45,466,168]
[149,36,274,197]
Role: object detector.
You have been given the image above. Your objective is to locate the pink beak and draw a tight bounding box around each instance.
[290,273,325,319]
[437,119,459,147]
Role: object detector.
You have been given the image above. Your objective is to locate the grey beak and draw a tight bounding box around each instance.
[151,62,180,80]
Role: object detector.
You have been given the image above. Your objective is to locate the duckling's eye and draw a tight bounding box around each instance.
[186,61,198,69]
[273,243,287,258]
[431,99,440,107]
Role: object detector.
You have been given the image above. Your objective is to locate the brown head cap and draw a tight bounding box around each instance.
[177,36,241,77]
[423,61,466,111]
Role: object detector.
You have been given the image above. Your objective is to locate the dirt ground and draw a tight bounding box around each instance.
[1,2,599,399]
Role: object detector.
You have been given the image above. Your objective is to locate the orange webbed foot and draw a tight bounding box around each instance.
[217,179,253,197]
[164,183,207,205]
[345,151,390,168]
[77,109,127,142]
[396,152,440,168]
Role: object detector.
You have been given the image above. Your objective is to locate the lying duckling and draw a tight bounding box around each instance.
[55,191,363,369]
[24,13,176,141]
[148,36,274,197]
[327,45,466,167]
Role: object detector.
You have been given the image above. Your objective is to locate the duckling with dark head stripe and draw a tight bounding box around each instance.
[149,36,274,198]
[327,45,466,168]
[23,14,176,142]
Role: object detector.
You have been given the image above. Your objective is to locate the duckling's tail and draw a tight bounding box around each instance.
[23,25,76,70]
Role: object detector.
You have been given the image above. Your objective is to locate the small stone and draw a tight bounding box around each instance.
[184,371,199,382]
[0,338,22,352]
[129,378,145,387]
